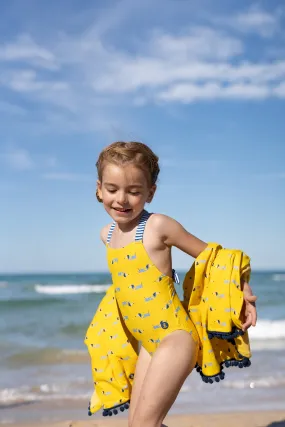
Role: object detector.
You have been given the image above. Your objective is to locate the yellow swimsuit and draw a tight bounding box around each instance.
[106,210,199,356]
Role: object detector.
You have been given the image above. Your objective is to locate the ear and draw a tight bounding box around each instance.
[97,180,103,201]
[146,185,156,203]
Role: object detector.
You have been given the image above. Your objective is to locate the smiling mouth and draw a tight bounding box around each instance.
[113,208,132,212]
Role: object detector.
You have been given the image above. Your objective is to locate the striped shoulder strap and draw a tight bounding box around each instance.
[106,222,116,244]
[135,210,151,242]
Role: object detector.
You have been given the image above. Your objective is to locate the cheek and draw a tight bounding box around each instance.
[102,190,113,202]
[130,194,145,205]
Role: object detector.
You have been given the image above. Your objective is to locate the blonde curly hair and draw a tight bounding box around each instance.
[96,141,160,202]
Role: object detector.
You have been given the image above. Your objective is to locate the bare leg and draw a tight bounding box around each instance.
[128,345,169,427]
[130,330,198,427]
[128,345,151,427]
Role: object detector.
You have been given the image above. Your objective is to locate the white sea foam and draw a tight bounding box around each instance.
[272,273,285,281]
[247,319,285,350]
[248,319,285,341]
[223,375,285,389]
[35,284,110,294]
[0,385,90,404]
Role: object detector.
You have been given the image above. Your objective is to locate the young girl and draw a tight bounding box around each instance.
[94,141,257,427]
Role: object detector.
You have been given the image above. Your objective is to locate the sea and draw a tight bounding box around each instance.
[0,271,285,423]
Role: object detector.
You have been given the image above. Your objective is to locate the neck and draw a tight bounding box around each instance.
[116,210,146,233]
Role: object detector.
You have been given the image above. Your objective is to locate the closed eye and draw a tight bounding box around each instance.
[106,189,140,195]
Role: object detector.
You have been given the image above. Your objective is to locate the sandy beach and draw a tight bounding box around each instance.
[2,410,285,427]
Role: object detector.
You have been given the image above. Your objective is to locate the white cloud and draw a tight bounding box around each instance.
[214,5,283,38]
[56,20,285,105]
[1,147,34,171]
[91,58,285,98]
[89,29,243,94]
[0,69,68,93]
[149,27,243,60]
[157,82,273,103]
[1,147,60,172]
[0,3,284,130]
[0,69,74,118]
[0,34,58,69]
[42,172,93,182]
[233,6,281,37]
[273,82,285,98]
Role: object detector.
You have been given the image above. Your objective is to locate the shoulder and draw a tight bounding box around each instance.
[100,223,113,245]
[148,212,207,257]
[148,213,179,236]
[149,213,175,227]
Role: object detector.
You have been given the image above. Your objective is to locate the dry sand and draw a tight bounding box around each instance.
[3,410,285,427]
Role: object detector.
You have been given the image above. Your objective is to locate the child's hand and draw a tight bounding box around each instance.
[241,281,257,331]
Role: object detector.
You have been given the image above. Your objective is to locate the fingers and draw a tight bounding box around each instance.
[246,295,257,303]
[242,283,258,331]
[245,296,258,326]
[250,305,257,326]
[242,312,252,331]
[242,306,257,331]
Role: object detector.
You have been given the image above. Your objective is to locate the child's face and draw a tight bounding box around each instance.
[97,162,156,223]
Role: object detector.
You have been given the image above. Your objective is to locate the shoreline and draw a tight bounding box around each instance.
[2,410,285,427]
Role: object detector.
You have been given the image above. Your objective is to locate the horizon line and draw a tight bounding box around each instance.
[1,269,285,276]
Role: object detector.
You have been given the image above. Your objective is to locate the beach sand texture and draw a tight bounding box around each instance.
[3,411,285,427]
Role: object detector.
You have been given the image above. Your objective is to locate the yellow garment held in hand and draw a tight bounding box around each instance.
[182,243,251,383]
[84,238,252,416]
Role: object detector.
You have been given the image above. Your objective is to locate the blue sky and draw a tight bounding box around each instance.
[0,0,284,273]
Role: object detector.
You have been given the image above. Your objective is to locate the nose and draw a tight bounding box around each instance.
[116,191,128,205]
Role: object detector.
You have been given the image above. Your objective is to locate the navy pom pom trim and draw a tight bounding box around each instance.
[103,401,130,417]
[195,355,251,384]
[88,400,130,417]
[207,326,244,341]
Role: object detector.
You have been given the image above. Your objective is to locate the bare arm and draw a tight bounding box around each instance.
[100,223,112,245]
[153,214,207,258]
[152,214,258,330]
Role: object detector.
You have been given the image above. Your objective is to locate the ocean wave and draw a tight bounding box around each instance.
[35,284,110,295]
[6,348,89,367]
[223,375,285,389]
[0,383,90,405]
[272,273,285,281]
[0,281,8,288]
[248,319,285,341]
[250,339,285,351]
